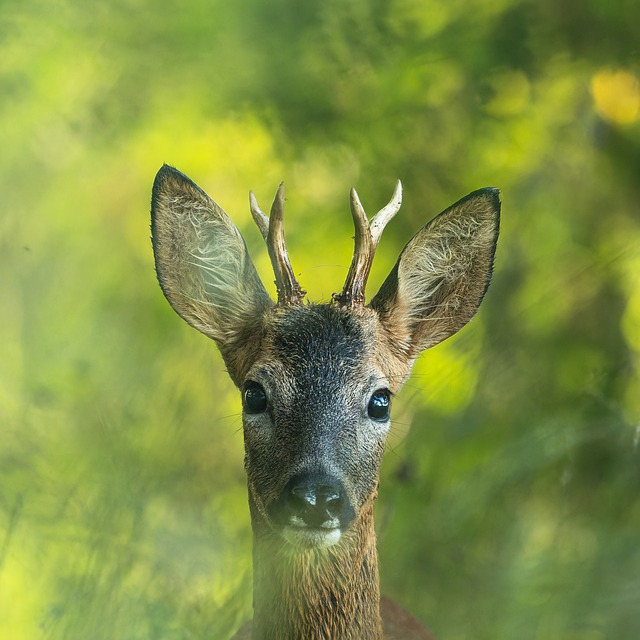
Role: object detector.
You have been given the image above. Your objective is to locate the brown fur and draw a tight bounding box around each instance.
[232,600,435,640]
[250,498,383,639]
[234,493,435,640]
[150,166,500,640]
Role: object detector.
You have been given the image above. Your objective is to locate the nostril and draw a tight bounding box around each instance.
[318,490,342,518]
[323,492,343,518]
[290,485,317,508]
[320,488,339,503]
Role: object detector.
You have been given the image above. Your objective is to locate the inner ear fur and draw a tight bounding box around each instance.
[370,188,500,355]
[151,165,273,382]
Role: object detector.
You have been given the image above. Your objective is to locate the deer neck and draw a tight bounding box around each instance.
[249,497,383,640]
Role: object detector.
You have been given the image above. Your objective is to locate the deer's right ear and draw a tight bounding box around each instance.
[151,165,273,374]
[370,188,500,357]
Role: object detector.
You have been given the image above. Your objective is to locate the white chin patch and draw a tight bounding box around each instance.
[282,526,342,549]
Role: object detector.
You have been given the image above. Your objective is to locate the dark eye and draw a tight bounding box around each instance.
[243,381,267,414]
[368,389,391,421]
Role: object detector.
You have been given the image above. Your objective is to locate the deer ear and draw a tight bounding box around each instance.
[370,188,500,355]
[151,165,273,378]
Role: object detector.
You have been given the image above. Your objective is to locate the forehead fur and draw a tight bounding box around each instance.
[262,305,370,384]
[271,305,366,359]
[254,304,412,393]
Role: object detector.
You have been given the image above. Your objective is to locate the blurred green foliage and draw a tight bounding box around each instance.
[1,0,639,638]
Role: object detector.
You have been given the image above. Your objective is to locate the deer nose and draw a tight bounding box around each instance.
[278,474,350,529]
[290,483,342,525]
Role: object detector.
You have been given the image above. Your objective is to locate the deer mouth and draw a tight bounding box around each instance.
[282,522,342,549]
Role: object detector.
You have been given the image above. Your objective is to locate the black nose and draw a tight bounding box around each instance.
[273,473,353,529]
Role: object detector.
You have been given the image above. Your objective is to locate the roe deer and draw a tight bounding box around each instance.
[151,165,500,640]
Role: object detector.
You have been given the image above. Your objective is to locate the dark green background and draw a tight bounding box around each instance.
[1,1,639,638]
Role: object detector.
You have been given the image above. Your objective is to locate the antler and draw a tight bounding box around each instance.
[249,183,306,306]
[333,181,403,307]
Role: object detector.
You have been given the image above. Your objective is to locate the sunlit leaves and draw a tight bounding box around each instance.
[591,69,640,126]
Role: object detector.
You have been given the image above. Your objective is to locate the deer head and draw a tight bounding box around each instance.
[151,165,499,555]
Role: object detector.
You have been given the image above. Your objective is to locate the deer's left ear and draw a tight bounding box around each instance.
[369,188,500,355]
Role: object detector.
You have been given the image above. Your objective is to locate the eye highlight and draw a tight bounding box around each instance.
[368,389,391,421]
[243,381,268,414]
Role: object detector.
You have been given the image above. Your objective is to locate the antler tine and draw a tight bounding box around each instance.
[333,181,402,308]
[253,182,306,306]
[370,180,402,245]
[249,191,269,240]
[332,188,374,307]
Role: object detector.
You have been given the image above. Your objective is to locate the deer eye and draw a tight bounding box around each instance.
[243,381,267,414]
[368,389,391,421]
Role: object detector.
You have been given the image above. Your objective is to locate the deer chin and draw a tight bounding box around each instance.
[282,524,342,549]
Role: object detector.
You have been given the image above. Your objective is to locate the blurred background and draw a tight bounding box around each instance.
[1,0,639,638]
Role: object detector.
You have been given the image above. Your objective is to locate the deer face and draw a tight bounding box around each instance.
[241,305,398,548]
[151,165,499,550]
